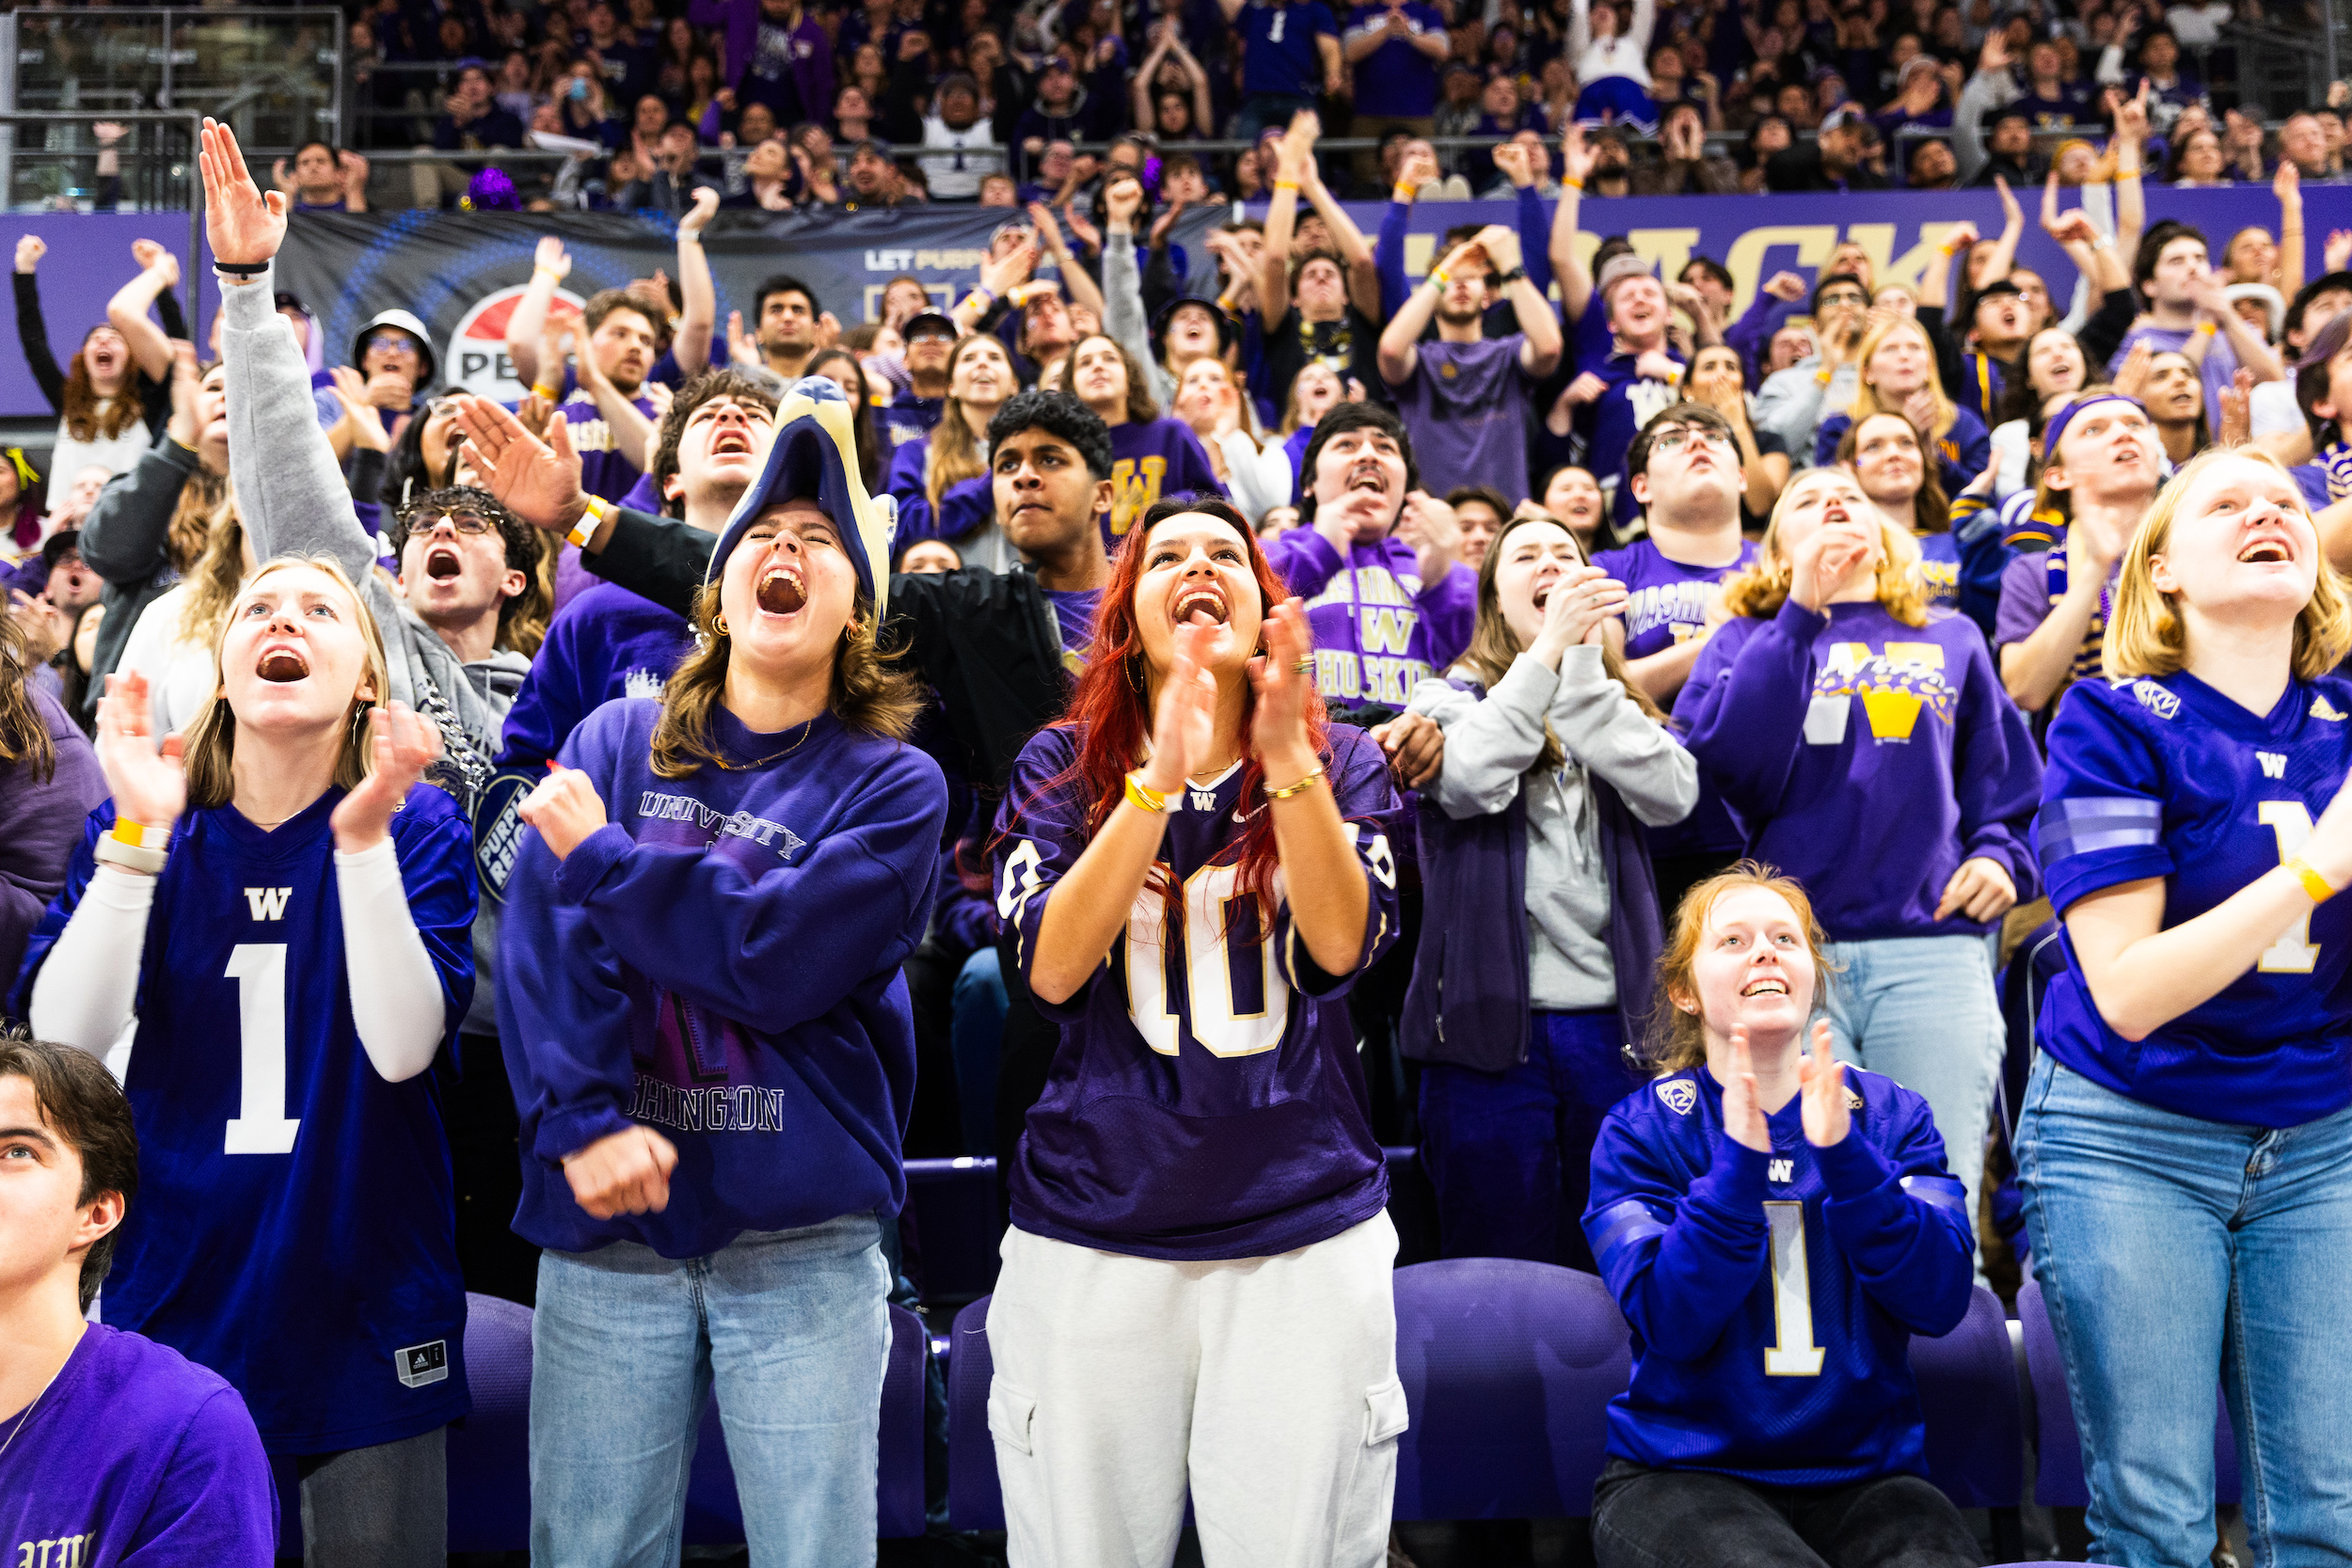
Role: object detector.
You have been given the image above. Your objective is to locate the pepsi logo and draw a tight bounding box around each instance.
[446,284,586,401]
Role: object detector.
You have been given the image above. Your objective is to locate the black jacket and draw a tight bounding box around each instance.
[584,507,1073,790]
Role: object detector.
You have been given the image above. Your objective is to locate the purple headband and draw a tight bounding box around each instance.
[2042,390,2147,460]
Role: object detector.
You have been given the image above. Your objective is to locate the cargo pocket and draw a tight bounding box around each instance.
[989,1378,1039,1456]
[1363,1375,1409,1448]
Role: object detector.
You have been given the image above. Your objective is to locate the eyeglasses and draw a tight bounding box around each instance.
[410,510,496,536]
[1816,291,1868,310]
[364,332,421,356]
[1651,426,1737,454]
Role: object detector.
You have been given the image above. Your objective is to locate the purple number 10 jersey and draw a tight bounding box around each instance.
[993,724,1403,1262]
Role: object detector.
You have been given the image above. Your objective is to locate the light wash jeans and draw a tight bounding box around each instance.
[1820,934,2004,1242]
[529,1211,890,1567]
[2017,1053,2352,1567]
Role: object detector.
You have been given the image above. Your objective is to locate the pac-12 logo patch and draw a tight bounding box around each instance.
[2129,679,2180,721]
[396,1339,449,1389]
[1656,1080,1697,1116]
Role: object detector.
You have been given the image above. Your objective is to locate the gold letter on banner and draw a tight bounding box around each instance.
[1724,226,1838,318]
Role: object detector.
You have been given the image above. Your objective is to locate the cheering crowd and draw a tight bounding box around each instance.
[7,87,2352,1568]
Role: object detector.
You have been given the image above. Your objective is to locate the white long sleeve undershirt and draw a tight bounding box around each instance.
[29,838,446,1085]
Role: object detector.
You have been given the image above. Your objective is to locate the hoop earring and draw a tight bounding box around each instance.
[713,613,730,637]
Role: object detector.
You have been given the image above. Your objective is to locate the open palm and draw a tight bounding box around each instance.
[199,119,286,267]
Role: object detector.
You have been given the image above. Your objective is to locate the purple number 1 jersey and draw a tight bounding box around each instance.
[993,724,1403,1260]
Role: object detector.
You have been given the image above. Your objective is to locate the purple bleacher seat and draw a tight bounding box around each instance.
[947,1294,1005,1531]
[905,1157,1003,1303]
[1391,1257,1630,1520]
[2018,1279,2238,1512]
[446,1292,534,1551]
[1907,1283,2023,1508]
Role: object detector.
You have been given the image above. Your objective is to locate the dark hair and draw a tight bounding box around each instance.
[2297,306,2352,444]
[1810,270,1868,314]
[1626,401,1738,483]
[389,484,551,655]
[0,1033,137,1313]
[1834,410,1951,533]
[804,347,884,483]
[293,138,339,165]
[1297,402,1420,522]
[754,272,820,322]
[2287,271,2352,345]
[1445,483,1514,523]
[2133,220,2207,305]
[1680,256,1735,293]
[650,369,784,516]
[989,389,1115,480]
[581,287,659,339]
[1064,333,1161,424]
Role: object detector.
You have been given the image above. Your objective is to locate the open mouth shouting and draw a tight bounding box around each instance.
[424,544,464,580]
[708,423,757,459]
[1532,572,1561,611]
[756,561,808,615]
[1345,457,1390,500]
[1740,976,1789,999]
[2238,532,2295,565]
[1173,582,1230,626]
[256,642,311,683]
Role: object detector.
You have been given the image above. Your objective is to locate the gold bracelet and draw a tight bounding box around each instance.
[1124,771,1169,814]
[2288,857,2337,904]
[1266,765,1327,801]
[565,495,611,549]
[2197,321,2219,337]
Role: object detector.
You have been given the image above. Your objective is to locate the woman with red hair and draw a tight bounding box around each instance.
[989,495,1406,1567]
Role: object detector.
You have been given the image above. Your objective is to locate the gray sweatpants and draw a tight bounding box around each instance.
[295,1425,445,1568]
[986,1212,1403,1568]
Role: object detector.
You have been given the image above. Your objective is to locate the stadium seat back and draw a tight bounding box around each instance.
[1906,1283,2023,1508]
[445,1291,535,1552]
[947,1295,1005,1530]
[1391,1258,1631,1521]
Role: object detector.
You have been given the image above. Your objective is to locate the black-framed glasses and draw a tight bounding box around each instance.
[1651,426,1737,453]
[411,510,496,536]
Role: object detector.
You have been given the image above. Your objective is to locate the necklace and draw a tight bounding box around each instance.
[714,715,818,770]
[0,1361,64,1462]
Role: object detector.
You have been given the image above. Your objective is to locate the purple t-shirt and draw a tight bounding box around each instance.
[1105,419,1228,550]
[0,1324,277,1566]
[1257,529,1478,711]
[1343,2,1446,117]
[1390,336,1534,503]
[1596,535,1758,859]
[993,722,1400,1259]
[513,366,660,504]
[1042,586,1101,670]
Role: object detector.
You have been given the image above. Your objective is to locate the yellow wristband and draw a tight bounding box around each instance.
[1124,771,1169,814]
[1273,179,1301,191]
[531,383,560,402]
[1266,765,1327,801]
[2288,857,2337,904]
[1563,176,1584,191]
[1392,182,1416,202]
[566,495,611,550]
[2198,320,2219,337]
[111,818,170,851]
[1427,267,1450,290]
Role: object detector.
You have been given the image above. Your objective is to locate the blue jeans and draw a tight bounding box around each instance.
[951,946,1009,1158]
[1820,935,2002,1243]
[1418,1008,1639,1272]
[530,1212,890,1567]
[2017,1053,2352,1567]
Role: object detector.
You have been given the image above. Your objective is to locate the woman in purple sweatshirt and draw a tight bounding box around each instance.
[1401,510,1696,1269]
[1062,331,1227,547]
[499,378,947,1563]
[1258,401,1478,726]
[1676,466,2042,1249]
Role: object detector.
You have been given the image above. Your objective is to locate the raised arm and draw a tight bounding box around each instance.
[13,239,66,415]
[1551,126,1599,325]
[568,330,658,471]
[2110,81,2148,262]
[1979,175,2024,287]
[1260,117,1313,326]
[1300,141,1380,320]
[671,187,718,375]
[2276,160,2308,301]
[505,235,573,394]
[106,241,182,383]
[199,119,373,584]
[1487,223,1562,378]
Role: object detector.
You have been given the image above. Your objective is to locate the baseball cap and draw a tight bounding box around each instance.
[901,309,960,342]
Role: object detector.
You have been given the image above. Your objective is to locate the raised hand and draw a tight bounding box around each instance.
[1104,175,1145,228]
[131,238,180,287]
[1533,562,1630,659]
[1761,270,1807,303]
[1561,121,1597,186]
[165,341,202,448]
[680,182,719,237]
[1490,138,1533,188]
[326,365,392,453]
[1397,141,1439,194]
[2328,230,2352,274]
[1994,173,2022,233]
[517,763,610,860]
[1247,596,1319,776]
[330,702,443,853]
[1796,1021,1850,1148]
[725,309,761,368]
[451,396,588,535]
[1720,1024,1772,1152]
[197,118,286,267]
[1788,511,1876,611]
[1139,618,1219,794]
[1474,222,1521,276]
[533,233,572,279]
[13,234,43,274]
[93,672,187,837]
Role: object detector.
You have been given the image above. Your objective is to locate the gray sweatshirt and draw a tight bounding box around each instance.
[1408,646,1697,1010]
[220,267,502,806]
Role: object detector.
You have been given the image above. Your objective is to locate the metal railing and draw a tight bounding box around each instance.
[0,110,204,325]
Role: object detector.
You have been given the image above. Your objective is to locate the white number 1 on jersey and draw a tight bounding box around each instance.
[1763,1201,1825,1376]
[2259,801,2322,974]
[223,943,299,1155]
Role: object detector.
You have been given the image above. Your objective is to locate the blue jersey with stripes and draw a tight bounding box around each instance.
[1581,1064,1973,1486]
[2035,670,2352,1127]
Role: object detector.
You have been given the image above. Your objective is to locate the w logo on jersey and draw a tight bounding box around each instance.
[1656,1079,1697,1115]
[1106,456,1169,538]
[2260,752,2289,779]
[1768,1159,1794,1183]
[243,887,293,922]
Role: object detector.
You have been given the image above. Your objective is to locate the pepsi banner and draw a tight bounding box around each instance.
[6,183,2352,418]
